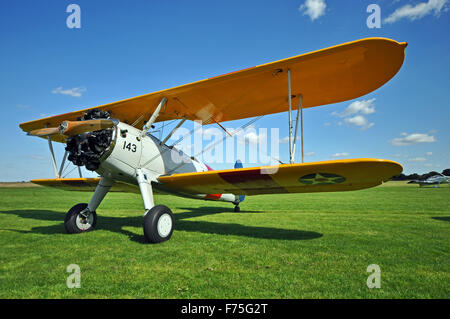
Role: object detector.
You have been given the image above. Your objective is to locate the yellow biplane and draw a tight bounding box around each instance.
[20,37,406,243]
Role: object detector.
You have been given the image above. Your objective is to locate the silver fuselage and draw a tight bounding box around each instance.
[96,122,237,203]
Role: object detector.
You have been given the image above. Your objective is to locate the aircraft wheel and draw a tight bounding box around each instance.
[64,203,97,234]
[143,205,174,243]
[234,205,240,212]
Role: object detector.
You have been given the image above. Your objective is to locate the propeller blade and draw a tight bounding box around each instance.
[59,119,118,136]
[27,127,60,137]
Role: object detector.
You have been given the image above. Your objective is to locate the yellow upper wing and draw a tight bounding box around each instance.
[20,37,406,142]
[158,159,402,195]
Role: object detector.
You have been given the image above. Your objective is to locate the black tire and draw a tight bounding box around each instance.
[234,205,241,212]
[143,205,174,243]
[64,203,97,234]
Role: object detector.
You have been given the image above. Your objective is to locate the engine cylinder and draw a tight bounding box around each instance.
[65,109,115,171]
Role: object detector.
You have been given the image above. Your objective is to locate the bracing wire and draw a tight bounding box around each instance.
[140,71,286,171]
[165,114,265,174]
[63,166,77,178]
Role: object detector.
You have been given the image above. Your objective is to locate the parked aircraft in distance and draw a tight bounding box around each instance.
[408,174,450,187]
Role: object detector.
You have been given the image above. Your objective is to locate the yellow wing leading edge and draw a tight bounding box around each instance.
[20,38,407,142]
[30,178,140,194]
[158,159,403,196]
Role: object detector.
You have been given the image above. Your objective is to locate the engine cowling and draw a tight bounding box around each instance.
[65,109,115,171]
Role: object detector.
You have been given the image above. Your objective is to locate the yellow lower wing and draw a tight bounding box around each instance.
[30,178,140,194]
[158,159,402,195]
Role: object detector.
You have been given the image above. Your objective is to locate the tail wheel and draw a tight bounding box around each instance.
[143,205,174,243]
[64,203,97,234]
[234,205,241,212]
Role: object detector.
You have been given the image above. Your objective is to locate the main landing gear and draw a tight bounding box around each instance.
[64,175,113,234]
[64,203,97,233]
[143,205,174,243]
[63,172,176,244]
[136,168,175,243]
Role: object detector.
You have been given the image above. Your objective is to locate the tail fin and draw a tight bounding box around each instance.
[234,160,245,203]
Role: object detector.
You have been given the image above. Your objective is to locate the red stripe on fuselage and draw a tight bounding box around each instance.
[205,194,222,200]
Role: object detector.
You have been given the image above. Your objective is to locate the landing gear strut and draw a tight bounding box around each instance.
[64,176,112,234]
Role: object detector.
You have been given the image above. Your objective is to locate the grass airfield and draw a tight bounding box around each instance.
[0,181,448,298]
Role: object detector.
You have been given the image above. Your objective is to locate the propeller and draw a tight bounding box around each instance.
[28,119,119,137]
[26,127,60,137]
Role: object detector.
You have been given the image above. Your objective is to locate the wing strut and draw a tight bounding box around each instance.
[292,94,304,163]
[287,69,293,164]
[287,70,305,164]
[160,117,187,145]
[58,151,68,178]
[140,97,167,139]
[47,135,59,178]
[301,95,304,163]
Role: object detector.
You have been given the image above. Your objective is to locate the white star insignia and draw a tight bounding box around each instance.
[299,173,345,185]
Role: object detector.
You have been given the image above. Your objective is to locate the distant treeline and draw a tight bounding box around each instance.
[392,169,450,181]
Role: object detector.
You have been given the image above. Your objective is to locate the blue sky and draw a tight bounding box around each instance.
[0,0,449,181]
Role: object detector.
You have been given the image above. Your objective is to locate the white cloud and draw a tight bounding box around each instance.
[279,136,289,144]
[203,127,222,139]
[332,98,376,130]
[231,126,266,145]
[17,104,30,109]
[299,0,327,21]
[344,115,374,130]
[341,98,376,117]
[345,115,367,126]
[384,0,448,24]
[423,163,441,168]
[390,133,436,146]
[332,152,350,158]
[30,154,46,161]
[203,125,267,146]
[408,157,427,162]
[279,136,301,144]
[242,131,266,144]
[426,152,433,156]
[52,86,86,98]
[305,151,315,156]
[363,122,375,130]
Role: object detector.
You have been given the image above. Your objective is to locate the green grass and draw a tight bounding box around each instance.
[0,182,449,298]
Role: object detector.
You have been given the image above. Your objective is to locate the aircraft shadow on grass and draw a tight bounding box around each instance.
[431,216,450,222]
[0,207,323,244]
